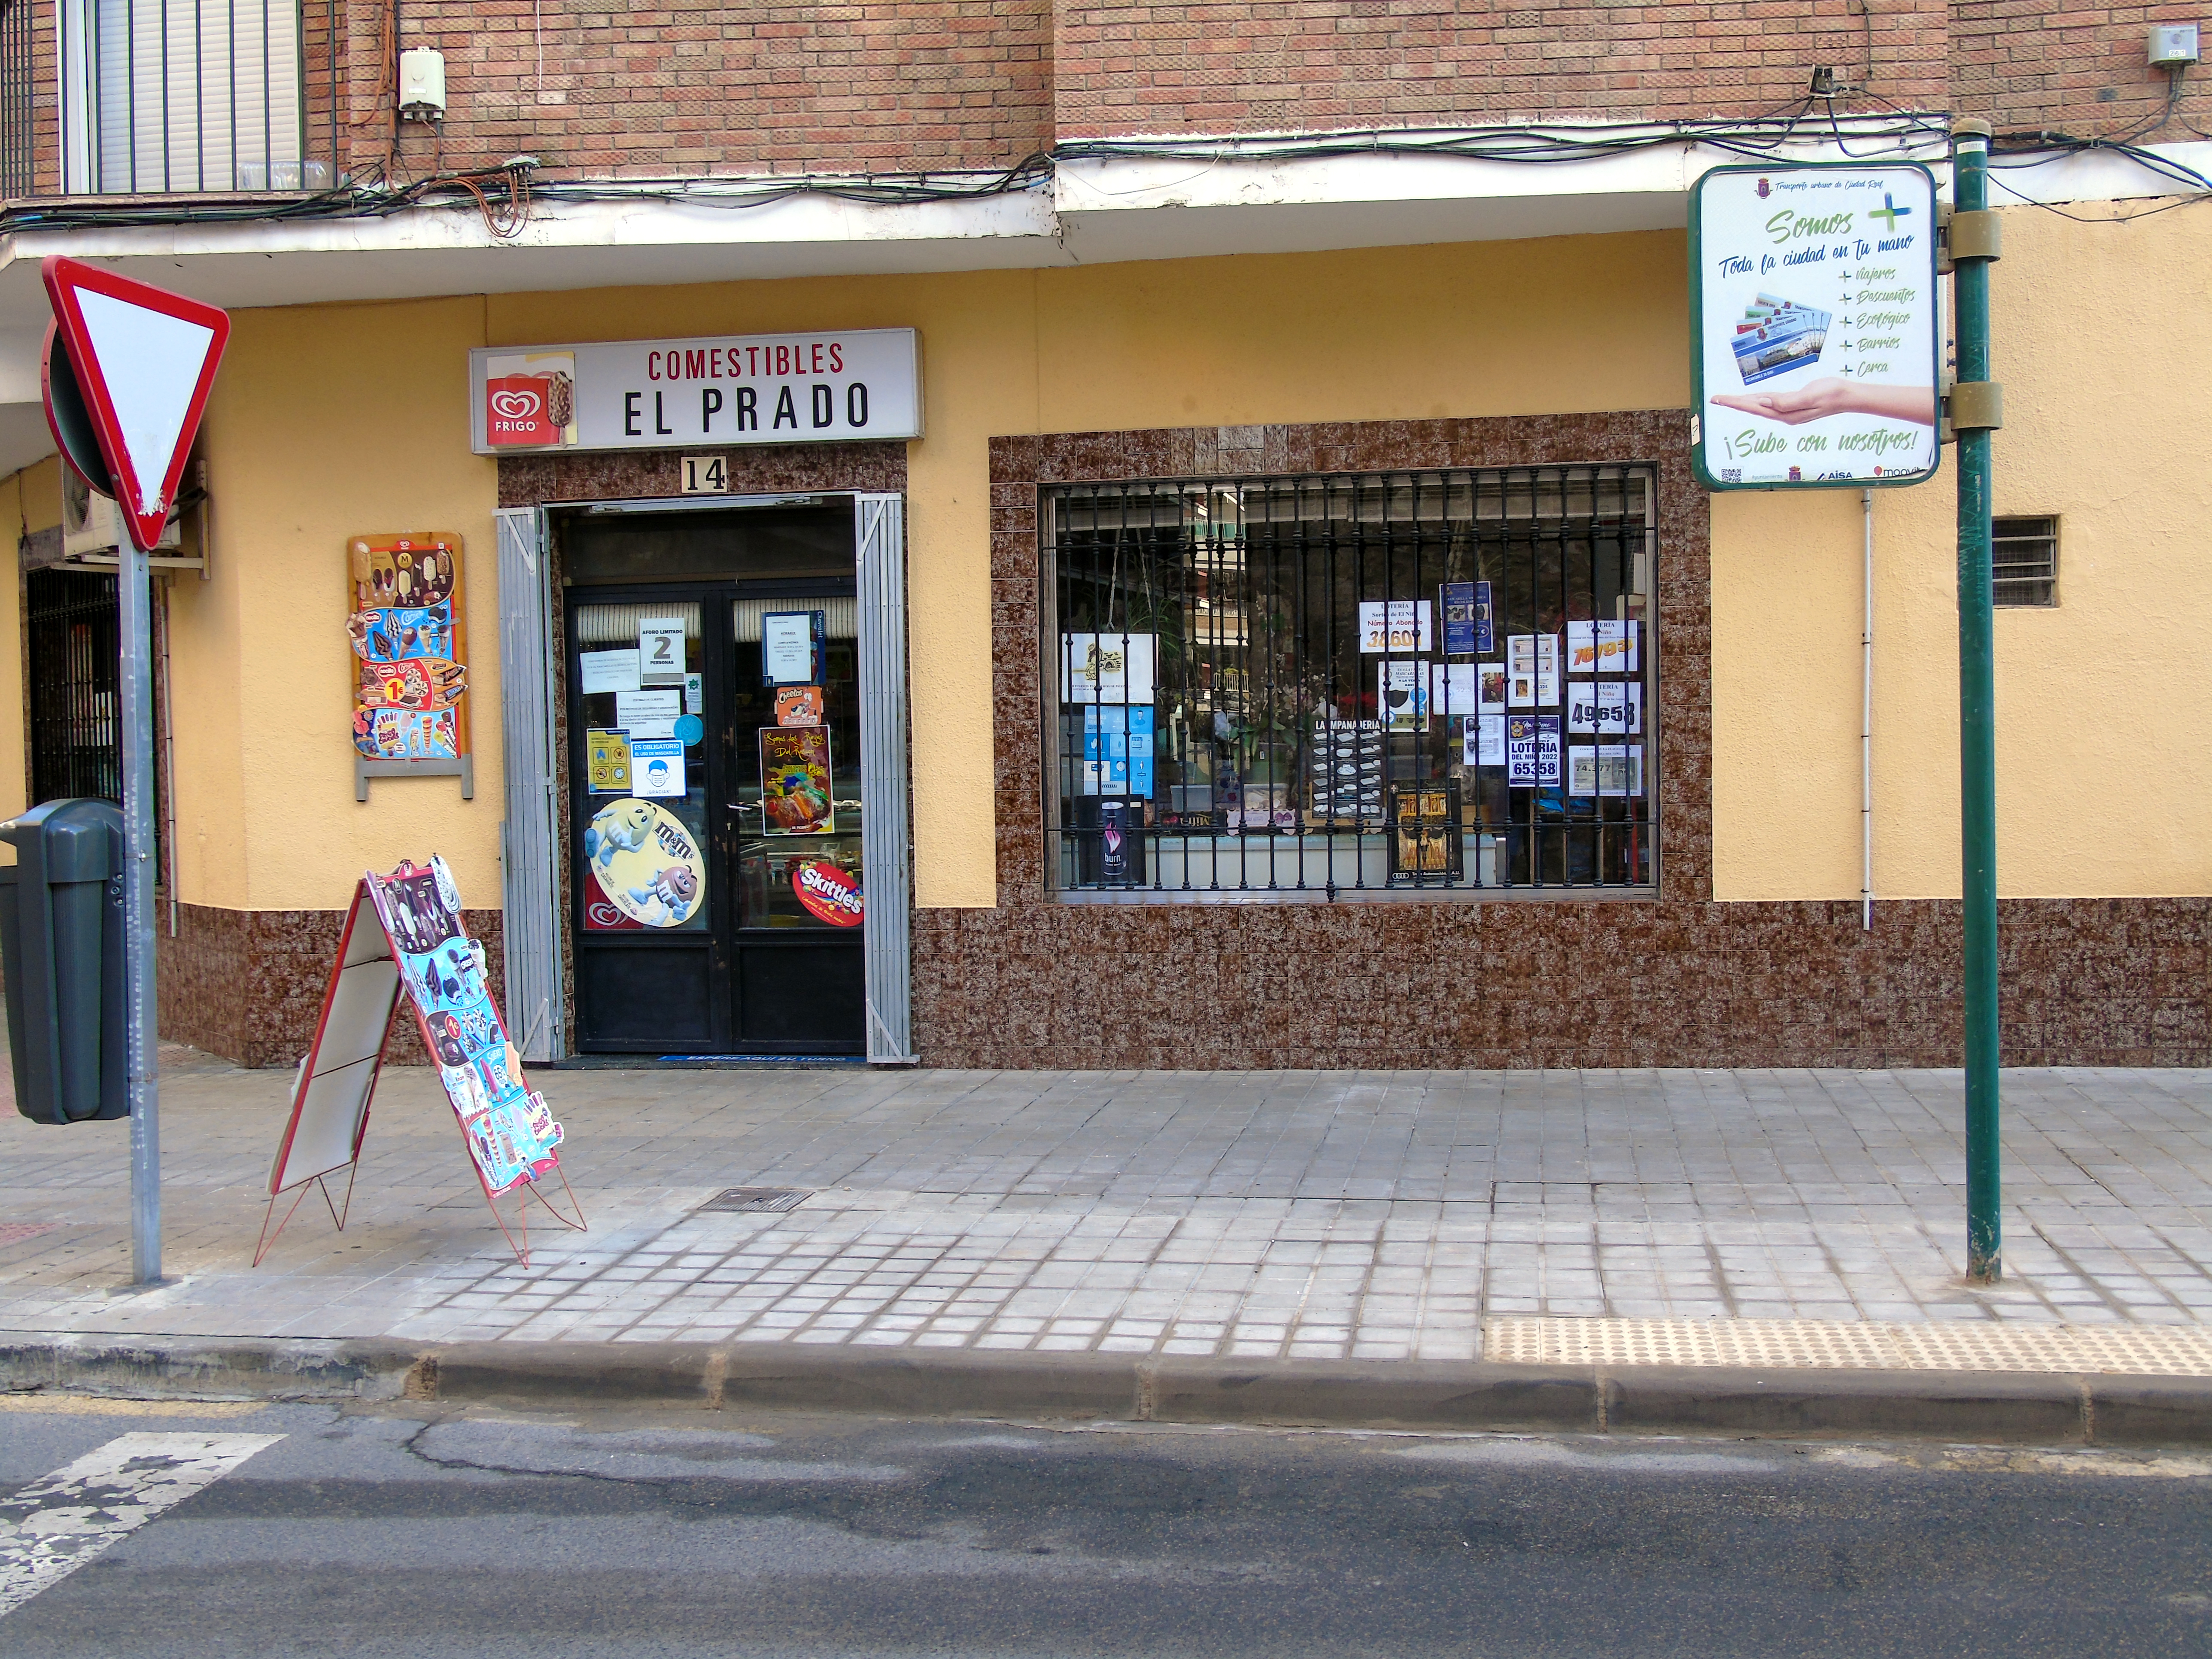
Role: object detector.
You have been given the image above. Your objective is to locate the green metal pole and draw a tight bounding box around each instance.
[1952,120,2001,1284]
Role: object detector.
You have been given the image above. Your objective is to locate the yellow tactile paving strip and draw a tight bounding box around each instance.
[1483,1316,2212,1376]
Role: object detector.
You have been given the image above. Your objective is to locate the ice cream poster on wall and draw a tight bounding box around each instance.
[365,857,563,1197]
[349,534,468,762]
[1690,164,1940,490]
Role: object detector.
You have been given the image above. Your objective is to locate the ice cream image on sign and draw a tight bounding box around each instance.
[1731,292,1831,386]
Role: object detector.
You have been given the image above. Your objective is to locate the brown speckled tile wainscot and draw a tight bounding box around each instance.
[909,411,2212,1070]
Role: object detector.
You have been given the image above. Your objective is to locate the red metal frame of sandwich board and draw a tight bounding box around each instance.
[255,875,589,1269]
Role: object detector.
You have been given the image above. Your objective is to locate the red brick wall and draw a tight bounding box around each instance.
[1049,0,1948,136]
[340,0,1054,180]
[15,2,2211,203]
[1952,1,2212,138]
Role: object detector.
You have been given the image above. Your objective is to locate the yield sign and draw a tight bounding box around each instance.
[41,256,230,554]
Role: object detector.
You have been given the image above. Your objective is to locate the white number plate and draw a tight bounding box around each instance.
[680,455,730,494]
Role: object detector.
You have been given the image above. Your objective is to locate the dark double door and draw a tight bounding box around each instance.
[567,554,866,1055]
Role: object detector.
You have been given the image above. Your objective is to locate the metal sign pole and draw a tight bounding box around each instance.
[120,540,160,1284]
[37,261,227,1287]
[1951,118,2003,1285]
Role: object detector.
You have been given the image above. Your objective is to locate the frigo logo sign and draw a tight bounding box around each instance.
[468,330,921,454]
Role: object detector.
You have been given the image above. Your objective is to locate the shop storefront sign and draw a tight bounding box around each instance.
[468,329,921,454]
[1690,163,1940,489]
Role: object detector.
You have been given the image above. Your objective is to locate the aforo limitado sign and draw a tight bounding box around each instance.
[469,329,920,454]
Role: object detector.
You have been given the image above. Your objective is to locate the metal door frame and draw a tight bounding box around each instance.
[497,492,914,1065]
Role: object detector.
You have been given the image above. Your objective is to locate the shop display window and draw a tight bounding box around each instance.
[1043,466,1658,899]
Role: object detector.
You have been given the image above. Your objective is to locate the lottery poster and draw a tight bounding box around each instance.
[349,533,470,763]
[1506,714,1562,787]
[364,856,562,1198]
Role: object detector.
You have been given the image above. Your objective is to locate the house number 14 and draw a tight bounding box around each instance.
[680,455,730,493]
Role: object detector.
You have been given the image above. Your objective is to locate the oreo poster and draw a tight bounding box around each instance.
[365,856,562,1197]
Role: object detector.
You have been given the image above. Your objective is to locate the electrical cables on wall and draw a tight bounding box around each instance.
[0,96,2204,237]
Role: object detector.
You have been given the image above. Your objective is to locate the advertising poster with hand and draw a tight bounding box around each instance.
[1691,163,1940,490]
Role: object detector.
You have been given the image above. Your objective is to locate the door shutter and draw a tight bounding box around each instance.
[855,494,914,1063]
[497,505,564,1062]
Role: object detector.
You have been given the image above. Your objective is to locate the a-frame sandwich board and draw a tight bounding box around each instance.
[258,867,585,1267]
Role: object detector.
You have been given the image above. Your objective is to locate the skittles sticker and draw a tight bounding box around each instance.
[793,860,864,927]
[581,799,706,928]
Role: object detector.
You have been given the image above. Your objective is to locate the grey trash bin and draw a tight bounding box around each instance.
[0,798,126,1125]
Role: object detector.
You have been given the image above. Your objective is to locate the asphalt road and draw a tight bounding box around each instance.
[3,1395,2209,1657]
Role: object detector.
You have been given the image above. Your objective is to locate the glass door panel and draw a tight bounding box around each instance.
[574,600,710,933]
[730,595,863,930]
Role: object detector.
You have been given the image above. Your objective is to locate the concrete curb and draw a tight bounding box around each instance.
[5,1334,2211,1446]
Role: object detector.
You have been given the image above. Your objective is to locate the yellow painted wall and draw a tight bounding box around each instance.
[182,296,499,908]
[1711,198,2212,899]
[5,206,2194,914]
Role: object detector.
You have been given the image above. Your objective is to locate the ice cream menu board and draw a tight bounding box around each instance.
[257,857,578,1266]
[1689,163,1940,491]
[365,857,564,1197]
[349,533,469,761]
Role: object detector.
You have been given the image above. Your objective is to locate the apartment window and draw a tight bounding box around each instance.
[58,0,334,193]
[0,0,33,198]
[1992,517,2058,608]
[1043,466,1658,900]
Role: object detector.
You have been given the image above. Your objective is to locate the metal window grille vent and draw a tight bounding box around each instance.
[1992,516,2058,608]
[698,1187,810,1214]
[1043,466,1659,901]
[572,600,702,646]
[1483,1316,2212,1376]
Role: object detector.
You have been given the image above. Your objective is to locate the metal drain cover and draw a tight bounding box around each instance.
[699,1187,809,1214]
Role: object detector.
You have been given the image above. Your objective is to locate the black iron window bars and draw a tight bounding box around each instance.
[1043,465,1659,900]
[60,0,337,194]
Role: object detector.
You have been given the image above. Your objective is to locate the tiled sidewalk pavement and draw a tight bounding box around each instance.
[1,1051,2209,1364]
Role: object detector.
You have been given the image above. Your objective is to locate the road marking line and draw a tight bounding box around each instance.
[0,1431,283,1617]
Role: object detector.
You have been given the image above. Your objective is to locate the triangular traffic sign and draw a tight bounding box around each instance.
[41,257,229,554]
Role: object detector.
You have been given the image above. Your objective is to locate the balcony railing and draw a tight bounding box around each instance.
[47,0,339,194]
[0,0,33,196]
